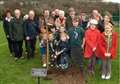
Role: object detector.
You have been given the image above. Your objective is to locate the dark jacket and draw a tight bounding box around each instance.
[67,26,84,47]
[3,17,13,37]
[66,16,73,30]
[9,17,24,41]
[24,19,39,39]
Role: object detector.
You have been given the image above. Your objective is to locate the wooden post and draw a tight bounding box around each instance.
[38,77,40,84]
[46,24,49,69]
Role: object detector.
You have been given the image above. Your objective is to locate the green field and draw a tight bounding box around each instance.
[0,21,119,84]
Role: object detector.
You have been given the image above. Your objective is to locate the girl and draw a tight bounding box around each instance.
[84,19,100,75]
[98,23,118,79]
[3,10,14,56]
[39,28,48,67]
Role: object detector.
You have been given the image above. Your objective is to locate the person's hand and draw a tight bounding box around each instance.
[26,36,30,40]
[11,38,14,41]
[55,51,58,56]
[36,35,39,39]
[81,44,84,49]
[105,53,111,57]
[105,53,108,56]
[106,53,111,57]
[92,47,96,51]
[6,35,9,38]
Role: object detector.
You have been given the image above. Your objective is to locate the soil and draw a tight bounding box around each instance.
[46,66,86,84]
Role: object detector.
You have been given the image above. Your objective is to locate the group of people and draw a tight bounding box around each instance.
[3,7,118,80]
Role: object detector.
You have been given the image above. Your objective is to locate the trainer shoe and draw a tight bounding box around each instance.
[43,64,47,67]
[101,74,106,79]
[105,74,111,80]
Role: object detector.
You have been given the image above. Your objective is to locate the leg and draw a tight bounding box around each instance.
[13,41,19,59]
[88,53,96,74]
[106,57,111,79]
[26,40,32,59]
[101,59,107,79]
[7,38,14,55]
[18,40,23,58]
[71,47,84,70]
[25,40,28,54]
[31,38,36,58]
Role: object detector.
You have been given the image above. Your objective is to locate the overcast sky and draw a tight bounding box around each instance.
[103,0,120,3]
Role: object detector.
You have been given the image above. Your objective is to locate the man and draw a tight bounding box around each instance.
[24,10,39,59]
[66,7,76,30]
[9,9,24,60]
[43,9,50,25]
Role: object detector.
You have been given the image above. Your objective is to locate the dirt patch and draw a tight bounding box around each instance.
[47,66,86,84]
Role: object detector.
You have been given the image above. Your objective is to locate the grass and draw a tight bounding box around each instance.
[0,21,119,84]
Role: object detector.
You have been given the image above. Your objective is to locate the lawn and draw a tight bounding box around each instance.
[0,21,119,84]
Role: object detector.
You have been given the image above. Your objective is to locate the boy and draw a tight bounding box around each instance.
[68,16,84,72]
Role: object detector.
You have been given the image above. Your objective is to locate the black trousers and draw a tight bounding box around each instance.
[25,40,28,52]
[71,46,83,70]
[7,38,14,54]
[26,38,36,58]
[13,40,23,58]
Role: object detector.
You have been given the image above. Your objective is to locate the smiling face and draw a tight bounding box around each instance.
[48,34,54,41]
[72,21,79,27]
[6,12,11,18]
[104,15,110,23]
[59,26,65,32]
[90,24,96,30]
[44,10,50,17]
[29,10,35,20]
[59,10,65,18]
[14,9,21,19]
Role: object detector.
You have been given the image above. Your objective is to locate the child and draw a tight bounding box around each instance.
[48,33,55,66]
[98,23,118,79]
[48,25,60,67]
[68,16,84,72]
[84,19,100,75]
[57,26,69,69]
[39,28,48,67]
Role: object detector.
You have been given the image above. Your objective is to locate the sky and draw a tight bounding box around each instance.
[103,0,120,3]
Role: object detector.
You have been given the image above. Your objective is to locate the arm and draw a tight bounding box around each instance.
[110,33,118,59]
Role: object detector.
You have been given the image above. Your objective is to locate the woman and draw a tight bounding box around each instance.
[3,9,14,56]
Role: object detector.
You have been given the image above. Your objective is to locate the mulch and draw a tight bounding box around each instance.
[45,66,86,84]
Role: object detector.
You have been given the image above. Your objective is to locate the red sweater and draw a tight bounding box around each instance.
[84,28,100,59]
[97,32,118,60]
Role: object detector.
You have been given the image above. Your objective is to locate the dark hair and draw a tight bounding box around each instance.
[72,16,79,22]
[3,9,12,18]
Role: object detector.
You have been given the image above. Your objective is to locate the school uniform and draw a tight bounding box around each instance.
[59,39,69,69]
[49,38,58,67]
[68,26,84,71]
[84,28,100,73]
[97,32,118,77]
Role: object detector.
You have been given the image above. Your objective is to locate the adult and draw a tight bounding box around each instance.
[3,10,14,56]
[9,9,24,60]
[24,10,39,59]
